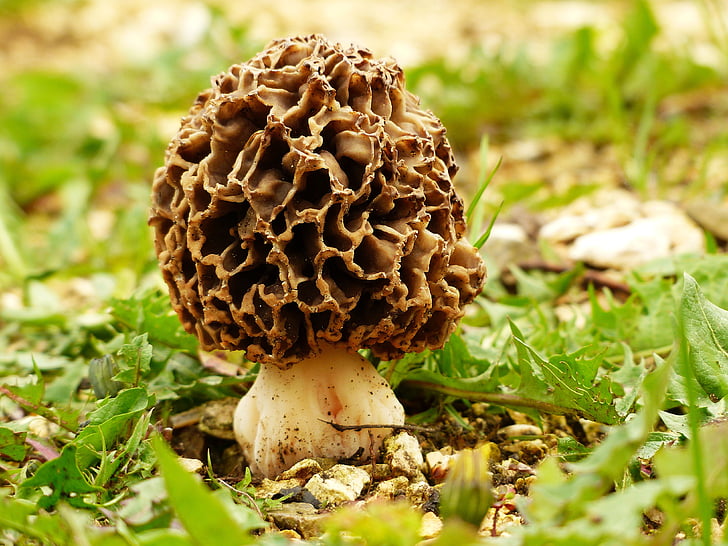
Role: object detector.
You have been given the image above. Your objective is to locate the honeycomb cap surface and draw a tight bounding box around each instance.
[150,34,485,365]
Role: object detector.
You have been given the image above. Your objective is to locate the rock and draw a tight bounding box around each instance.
[420,511,443,539]
[539,189,641,244]
[406,481,438,510]
[278,459,323,481]
[366,463,393,481]
[276,529,303,541]
[267,502,327,539]
[177,457,204,473]
[479,506,523,537]
[257,478,306,499]
[384,432,425,479]
[497,424,543,439]
[425,450,454,484]
[686,199,728,241]
[568,214,702,269]
[305,464,370,506]
[27,416,59,439]
[271,486,322,508]
[371,476,410,500]
[539,192,705,269]
[197,397,238,440]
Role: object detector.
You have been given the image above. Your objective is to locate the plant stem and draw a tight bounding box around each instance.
[679,336,712,545]
[0,386,76,433]
[604,344,673,365]
[400,380,583,418]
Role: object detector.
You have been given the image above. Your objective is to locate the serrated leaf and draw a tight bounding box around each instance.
[152,436,264,545]
[517,357,674,540]
[678,273,728,399]
[610,344,649,416]
[110,289,198,353]
[510,321,621,424]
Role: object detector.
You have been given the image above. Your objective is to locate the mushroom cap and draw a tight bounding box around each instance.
[149,34,485,366]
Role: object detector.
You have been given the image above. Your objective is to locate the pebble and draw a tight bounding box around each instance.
[406,481,437,510]
[267,502,327,539]
[568,215,702,269]
[305,464,370,506]
[425,450,455,484]
[686,199,728,241]
[197,398,237,440]
[384,432,425,479]
[177,457,204,473]
[420,511,443,539]
[257,478,309,499]
[497,424,543,439]
[371,476,410,500]
[278,459,323,481]
[27,416,60,439]
[478,506,523,537]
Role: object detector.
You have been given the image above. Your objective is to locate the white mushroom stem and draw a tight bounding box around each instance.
[233,345,405,477]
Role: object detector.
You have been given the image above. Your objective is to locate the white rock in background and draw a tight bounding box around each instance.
[539,192,705,270]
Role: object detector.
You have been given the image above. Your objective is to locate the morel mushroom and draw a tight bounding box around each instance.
[149,34,485,477]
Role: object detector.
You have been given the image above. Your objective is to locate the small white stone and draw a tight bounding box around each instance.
[278,458,323,481]
[304,464,370,505]
[384,432,424,478]
[256,477,303,499]
[406,481,435,508]
[539,214,592,244]
[540,193,705,270]
[267,502,326,539]
[371,476,410,500]
[27,417,60,439]
[177,457,204,473]
[420,511,443,539]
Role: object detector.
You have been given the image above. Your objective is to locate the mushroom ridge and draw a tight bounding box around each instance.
[149,34,486,366]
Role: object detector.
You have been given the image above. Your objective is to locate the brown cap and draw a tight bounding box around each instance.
[149,34,485,366]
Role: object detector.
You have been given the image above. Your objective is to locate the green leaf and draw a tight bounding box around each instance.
[510,321,621,424]
[0,426,28,462]
[20,444,102,509]
[114,334,153,385]
[111,289,199,353]
[514,357,674,542]
[655,419,728,499]
[152,435,265,545]
[74,387,152,468]
[678,273,728,400]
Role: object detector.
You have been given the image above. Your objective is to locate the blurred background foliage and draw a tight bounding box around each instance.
[0,0,726,293]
